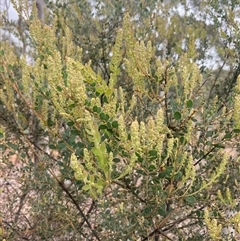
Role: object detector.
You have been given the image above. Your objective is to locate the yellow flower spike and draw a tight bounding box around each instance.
[103,91,117,117]
[124,59,144,93]
[146,41,153,63]
[230,212,240,233]
[91,98,101,109]
[66,57,87,105]
[187,154,195,180]
[83,148,90,163]
[119,87,125,115]
[70,153,79,171]
[46,53,62,88]
[156,135,165,158]
[109,28,123,94]
[123,13,135,55]
[182,65,190,97]
[130,120,140,152]
[108,152,113,179]
[20,58,32,99]
[39,99,48,128]
[156,59,165,82]
[156,109,166,134]
[217,190,225,203]
[146,117,156,149]
[185,120,193,142]
[83,110,93,125]
[187,35,197,60]
[129,153,137,168]
[204,209,222,240]
[84,148,95,172]
[139,121,146,149]
[225,188,234,205]
[165,137,174,161]
[64,27,75,57]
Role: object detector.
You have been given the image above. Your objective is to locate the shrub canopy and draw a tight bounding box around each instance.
[0,0,240,240]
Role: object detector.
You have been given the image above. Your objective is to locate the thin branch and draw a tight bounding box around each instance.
[194,145,216,166]
[113,179,147,204]
[57,180,101,241]
[141,227,174,241]
[78,199,96,229]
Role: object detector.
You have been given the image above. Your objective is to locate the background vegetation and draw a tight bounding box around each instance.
[0,0,239,240]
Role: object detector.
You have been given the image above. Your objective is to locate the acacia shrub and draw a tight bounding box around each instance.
[0,6,240,241]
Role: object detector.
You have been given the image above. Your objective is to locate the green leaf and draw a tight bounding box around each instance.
[76,148,84,156]
[224,133,231,139]
[56,86,62,91]
[77,142,84,148]
[71,129,80,135]
[102,95,108,104]
[158,204,167,216]
[213,143,225,148]
[57,141,66,150]
[62,71,67,81]
[186,99,193,108]
[67,136,76,145]
[206,131,213,137]
[148,165,156,172]
[185,196,196,205]
[99,112,106,120]
[107,121,112,129]
[99,124,107,130]
[99,142,106,153]
[94,130,101,144]
[113,158,120,163]
[93,106,98,113]
[136,169,145,175]
[166,166,173,176]
[174,172,182,181]
[112,121,118,128]
[49,144,56,149]
[82,185,91,191]
[95,91,101,97]
[92,146,101,158]
[196,210,203,218]
[158,171,166,178]
[136,152,144,163]
[174,111,182,120]
[8,142,18,150]
[233,129,240,133]
[0,49,4,55]
[68,103,76,109]
[143,207,151,215]
[149,150,158,161]
[105,114,110,121]
[179,136,186,144]
[21,153,26,158]
[149,150,157,157]
[39,55,44,61]
[47,119,54,127]
[67,121,74,126]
